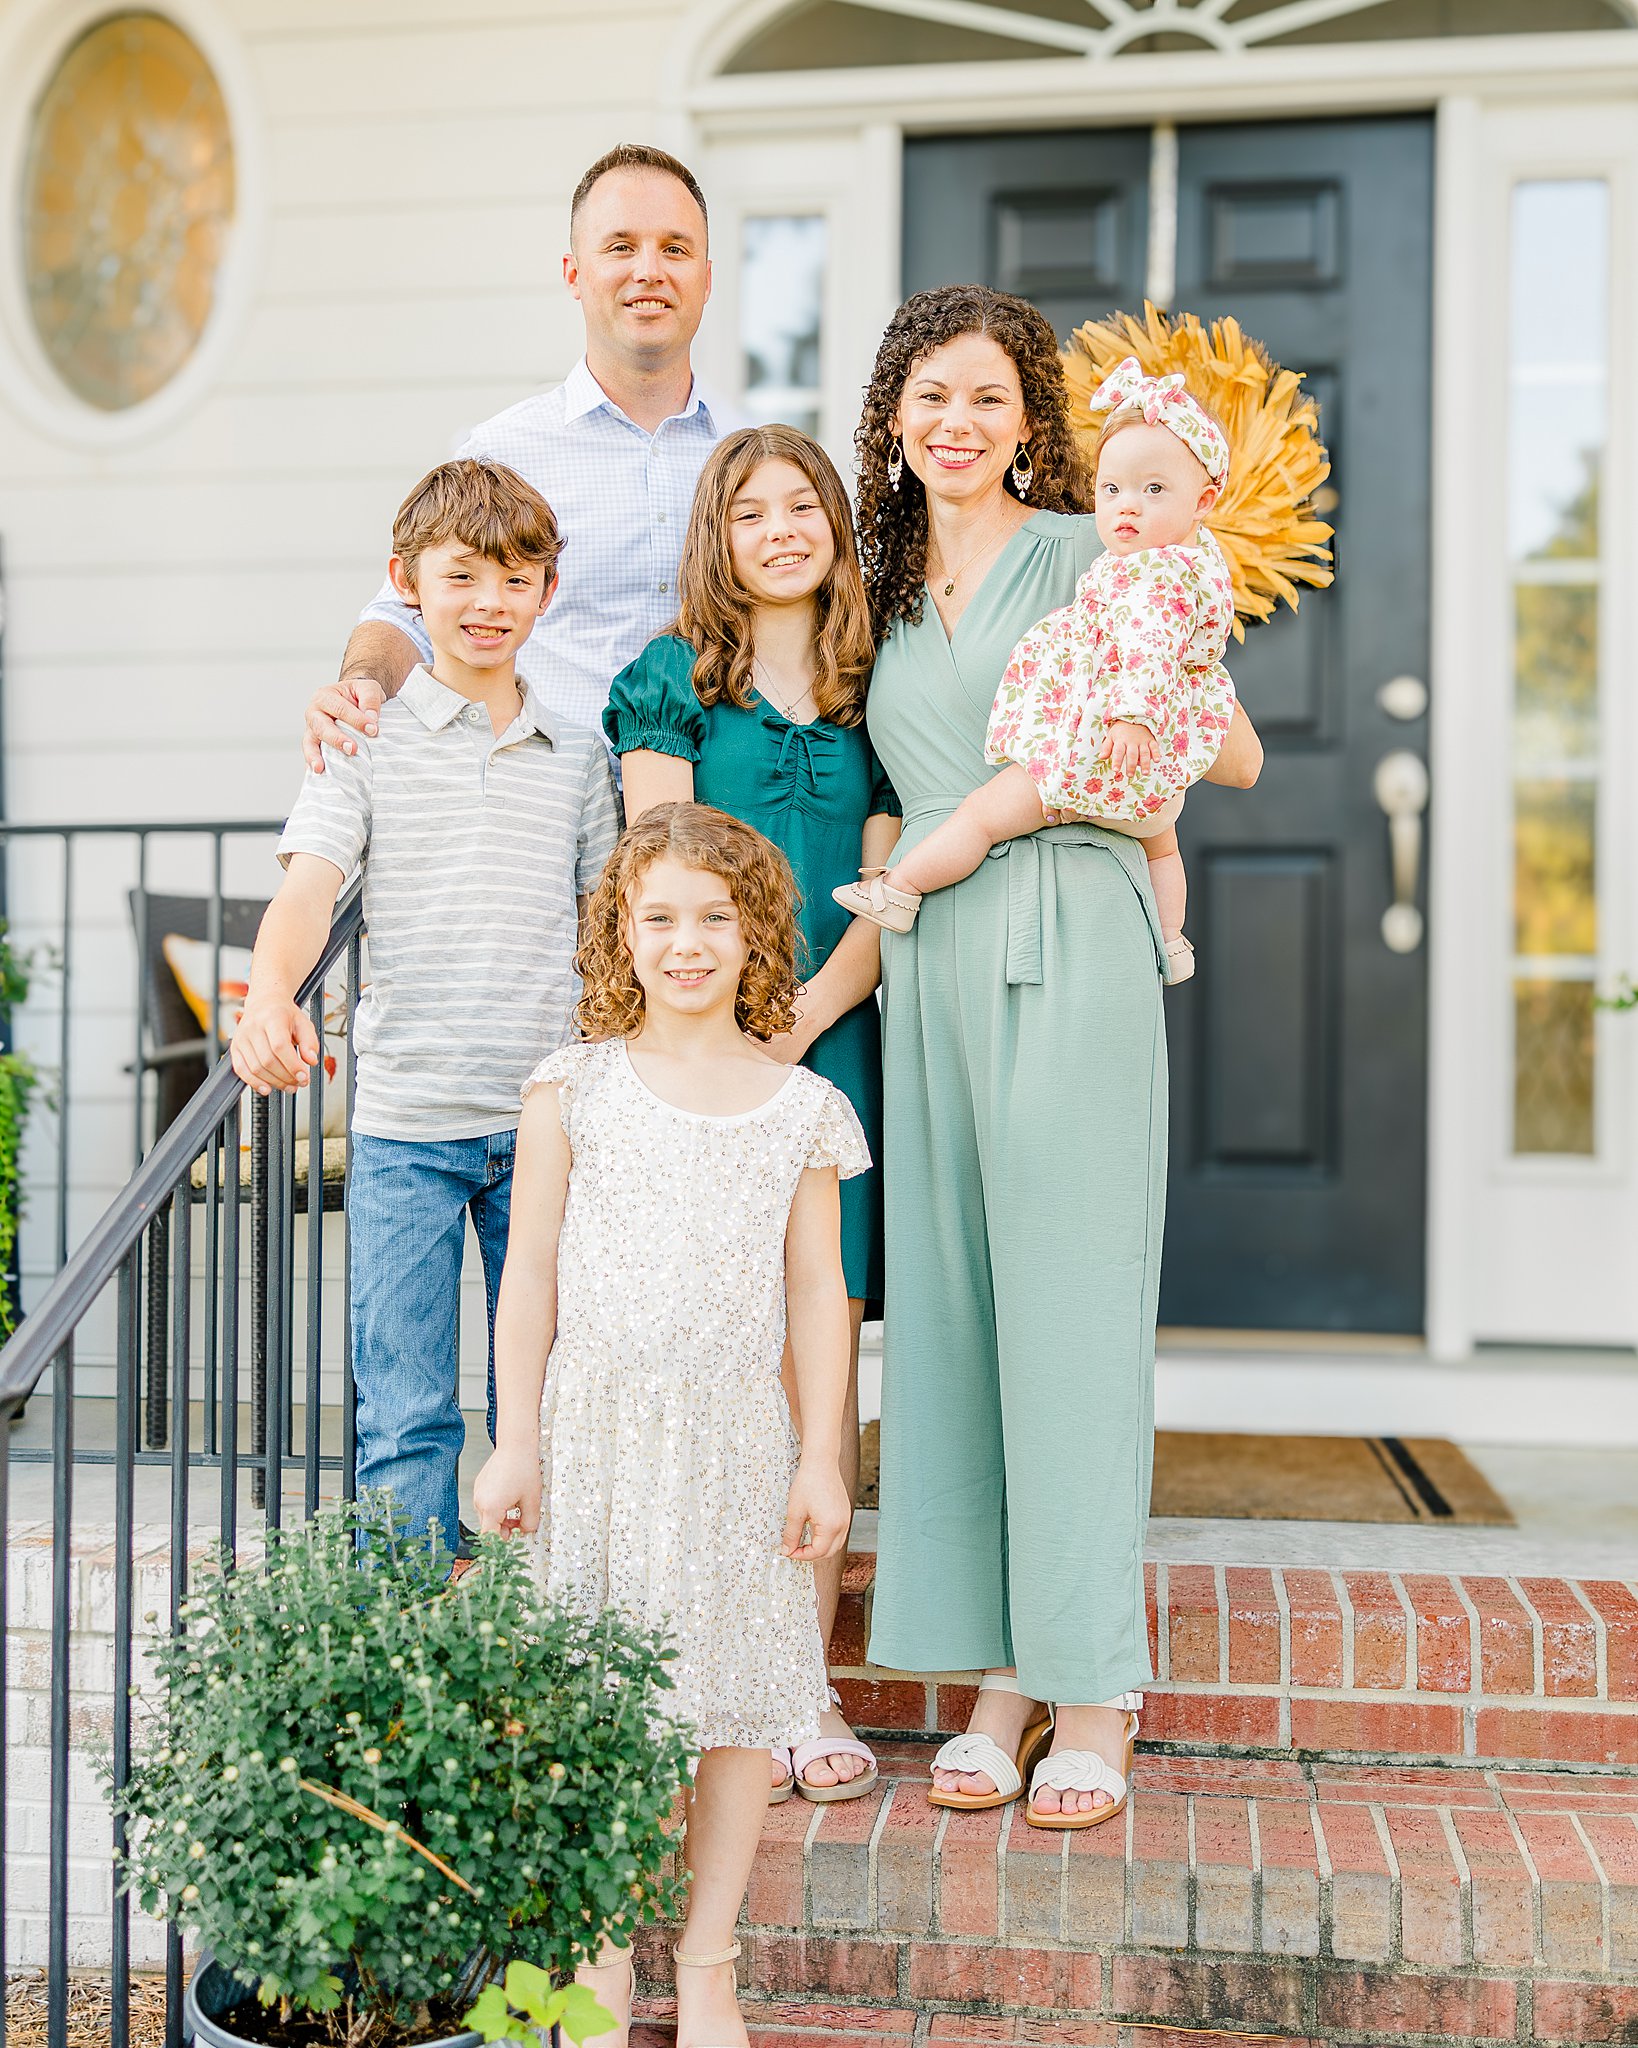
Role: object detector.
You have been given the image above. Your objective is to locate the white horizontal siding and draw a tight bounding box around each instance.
[0,0,689,1293]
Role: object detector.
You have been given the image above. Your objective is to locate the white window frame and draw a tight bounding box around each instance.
[1428,99,1638,1352]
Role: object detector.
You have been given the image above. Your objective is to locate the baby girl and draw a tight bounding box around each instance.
[835,357,1236,985]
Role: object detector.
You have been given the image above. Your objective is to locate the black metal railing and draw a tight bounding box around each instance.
[0,879,363,2047]
[0,817,288,1315]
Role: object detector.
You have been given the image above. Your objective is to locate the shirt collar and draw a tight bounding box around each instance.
[398,666,557,745]
[562,354,716,431]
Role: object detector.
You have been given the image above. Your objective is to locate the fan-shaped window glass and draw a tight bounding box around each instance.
[22,13,236,411]
[723,0,1633,74]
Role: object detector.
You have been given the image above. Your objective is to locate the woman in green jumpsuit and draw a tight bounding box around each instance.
[607,424,899,1803]
[857,288,1260,1821]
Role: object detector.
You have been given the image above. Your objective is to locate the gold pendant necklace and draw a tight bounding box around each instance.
[932,512,1011,598]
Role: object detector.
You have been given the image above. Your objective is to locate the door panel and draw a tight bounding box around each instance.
[901,116,1434,1332]
[901,129,1151,335]
[1166,118,1432,1332]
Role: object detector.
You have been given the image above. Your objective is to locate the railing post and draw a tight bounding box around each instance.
[48,1336,74,2045]
[112,1251,138,2048]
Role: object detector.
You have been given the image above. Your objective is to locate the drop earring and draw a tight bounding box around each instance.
[887,438,904,493]
[1010,442,1034,498]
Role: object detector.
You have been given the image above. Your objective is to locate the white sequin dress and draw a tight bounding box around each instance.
[522,1038,871,1751]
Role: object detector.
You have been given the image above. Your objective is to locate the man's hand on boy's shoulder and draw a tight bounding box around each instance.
[303,672,383,774]
[230,993,321,1096]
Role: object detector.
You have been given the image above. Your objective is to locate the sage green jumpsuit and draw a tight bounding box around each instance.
[865,510,1167,1706]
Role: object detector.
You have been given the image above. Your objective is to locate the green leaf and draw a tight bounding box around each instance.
[500,1958,557,2019]
[462,1983,525,2042]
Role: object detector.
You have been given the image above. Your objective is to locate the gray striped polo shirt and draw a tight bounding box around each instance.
[278,667,619,1141]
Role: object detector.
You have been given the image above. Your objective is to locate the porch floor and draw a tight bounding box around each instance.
[8,1403,1638,1581]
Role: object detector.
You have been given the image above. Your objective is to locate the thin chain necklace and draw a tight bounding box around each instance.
[753,655,817,723]
[929,507,1016,598]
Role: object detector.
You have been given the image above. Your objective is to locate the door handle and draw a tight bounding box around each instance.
[1372,749,1429,954]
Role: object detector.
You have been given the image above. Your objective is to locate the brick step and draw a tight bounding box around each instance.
[636,1747,1638,2047]
[826,1557,1638,1771]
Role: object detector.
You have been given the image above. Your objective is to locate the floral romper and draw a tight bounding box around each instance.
[985,526,1237,827]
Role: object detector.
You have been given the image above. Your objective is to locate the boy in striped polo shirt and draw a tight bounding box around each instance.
[232,459,618,1558]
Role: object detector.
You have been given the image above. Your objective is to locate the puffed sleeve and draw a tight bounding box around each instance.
[806,1081,872,1180]
[1099,546,1203,727]
[867,744,902,819]
[602,634,707,762]
[520,1042,596,1136]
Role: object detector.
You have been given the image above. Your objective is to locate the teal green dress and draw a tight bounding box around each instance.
[864,512,1168,1706]
[605,634,899,1303]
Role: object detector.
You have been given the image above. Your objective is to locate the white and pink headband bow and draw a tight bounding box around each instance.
[1089,356,1230,486]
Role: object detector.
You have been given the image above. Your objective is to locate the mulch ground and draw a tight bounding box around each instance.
[5,1969,170,2047]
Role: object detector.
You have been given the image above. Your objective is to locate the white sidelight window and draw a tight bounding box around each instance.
[739,214,827,437]
[1506,178,1609,1160]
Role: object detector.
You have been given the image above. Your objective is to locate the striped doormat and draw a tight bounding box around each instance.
[856,1423,1513,1525]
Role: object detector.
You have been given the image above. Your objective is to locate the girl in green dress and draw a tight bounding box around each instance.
[854,288,1264,1829]
[605,425,899,1806]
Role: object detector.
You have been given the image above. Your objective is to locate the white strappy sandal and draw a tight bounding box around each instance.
[768,1745,795,1804]
[672,1938,745,2048]
[926,1673,1052,1812]
[832,868,923,933]
[1025,1692,1142,1832]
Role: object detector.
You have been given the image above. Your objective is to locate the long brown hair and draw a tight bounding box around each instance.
[854,285,1093,643]
[575,803,802,1043]
[673,425,875,727]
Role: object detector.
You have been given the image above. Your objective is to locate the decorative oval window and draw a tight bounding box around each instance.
[22,12,235,412]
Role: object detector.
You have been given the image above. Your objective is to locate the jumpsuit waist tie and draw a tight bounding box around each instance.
[896,802,1166,987]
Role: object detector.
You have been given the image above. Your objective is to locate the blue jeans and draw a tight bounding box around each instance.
[348,1128,515,1553]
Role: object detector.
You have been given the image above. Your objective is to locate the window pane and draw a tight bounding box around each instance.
[1507,181,1607,561]
[1508,180,1607,1160]
[1514,781,1597,959]
[741,215,825,419]
[1513,979,1596,1156]
[1513,584,1598,764]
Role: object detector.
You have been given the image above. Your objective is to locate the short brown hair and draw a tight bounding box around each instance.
[570,144,708,245]
[391,458,562,589]
[576,803,800,1043]
[674,426,875,728]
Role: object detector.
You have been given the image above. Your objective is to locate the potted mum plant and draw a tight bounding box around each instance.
[114,1498,691,2048]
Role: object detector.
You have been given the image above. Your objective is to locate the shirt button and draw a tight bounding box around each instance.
[659,580,670,593]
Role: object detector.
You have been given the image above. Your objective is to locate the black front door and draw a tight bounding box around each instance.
[903,116,1434,1333]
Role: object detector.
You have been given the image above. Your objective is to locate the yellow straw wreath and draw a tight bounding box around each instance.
[1062,302,1335,642]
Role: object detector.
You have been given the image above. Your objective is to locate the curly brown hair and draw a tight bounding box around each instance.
[575,802,802,1043]
[673,425,875,727]
[854,285,1093,644]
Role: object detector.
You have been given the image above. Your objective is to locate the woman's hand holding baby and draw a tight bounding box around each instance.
[783,1454,852,1561]
[1096,719,1159,776]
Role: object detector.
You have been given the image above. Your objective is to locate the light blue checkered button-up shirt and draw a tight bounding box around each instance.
[361,358,725,735]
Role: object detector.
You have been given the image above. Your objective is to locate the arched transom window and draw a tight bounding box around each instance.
[724,0,1637,73]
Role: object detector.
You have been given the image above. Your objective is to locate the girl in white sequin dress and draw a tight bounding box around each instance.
[474,801,866,2048]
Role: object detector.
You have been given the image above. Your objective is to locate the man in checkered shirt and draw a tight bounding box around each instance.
[302,143,724,764]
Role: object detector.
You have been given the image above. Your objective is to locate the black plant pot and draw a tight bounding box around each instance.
[185,1948,488,2047]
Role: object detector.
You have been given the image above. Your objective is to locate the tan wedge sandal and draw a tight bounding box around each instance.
[671,1938,746,2048]
[926,1673,1052,1812]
